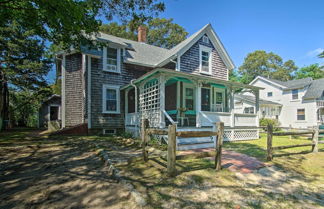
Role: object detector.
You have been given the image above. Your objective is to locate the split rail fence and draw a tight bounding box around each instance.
[266,124,324,161]
[141,119,224,176]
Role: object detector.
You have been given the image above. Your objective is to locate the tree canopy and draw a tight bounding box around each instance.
[238,50,298,84]
[100,18,188,49]
[295,64,324,80]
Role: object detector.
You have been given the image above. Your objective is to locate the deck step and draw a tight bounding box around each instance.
[177,136,214,145]
[177,142,215,151]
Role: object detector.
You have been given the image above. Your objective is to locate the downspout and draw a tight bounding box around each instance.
[130,79,138,131]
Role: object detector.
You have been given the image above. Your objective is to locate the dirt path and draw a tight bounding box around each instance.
[0,139,139,209]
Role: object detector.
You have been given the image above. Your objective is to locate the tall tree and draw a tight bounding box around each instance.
[239,50,297,84]
[147,18,188,49]
[295,64,324,80]
[100,18,188,49]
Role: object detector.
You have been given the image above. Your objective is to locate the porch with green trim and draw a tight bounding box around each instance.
[122,68,262,143]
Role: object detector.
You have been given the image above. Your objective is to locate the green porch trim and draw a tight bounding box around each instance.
[209,83,226,89]
[166,77,193,86]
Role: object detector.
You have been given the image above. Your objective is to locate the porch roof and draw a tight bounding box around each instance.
[121,68,264,90]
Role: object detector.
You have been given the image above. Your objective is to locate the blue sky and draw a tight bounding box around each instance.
[47,0,324,83]
[160,0,324,69]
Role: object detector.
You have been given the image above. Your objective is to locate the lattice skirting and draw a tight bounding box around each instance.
[224,129,259,141]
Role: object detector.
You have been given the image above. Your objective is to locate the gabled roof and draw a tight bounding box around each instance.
[250,76,313,90]
[91,24,235,69]
[303,78,324,99]
[235,94,282,106]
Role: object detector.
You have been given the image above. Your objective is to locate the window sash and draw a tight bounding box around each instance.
[103,47,121,73]
[199,45,212,74]
[292,89,298,100]
[297,109,305,120]
[103,85,120,113]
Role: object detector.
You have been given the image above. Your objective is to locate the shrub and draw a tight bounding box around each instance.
[259,118,281,131]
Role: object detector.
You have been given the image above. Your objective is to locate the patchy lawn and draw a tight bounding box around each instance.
[223,133,324,181]
[1,129,323,209]
[0,129,139,209]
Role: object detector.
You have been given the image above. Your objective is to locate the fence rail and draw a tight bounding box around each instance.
[141,119,224,176]
[266,124,320,161]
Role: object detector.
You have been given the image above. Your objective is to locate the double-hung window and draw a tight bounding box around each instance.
[199,45,212,74]
[103,46,121,73]
[244,107,255,114]
[292,89,298,100]
[103,84,120,114]
[297,109,305,120]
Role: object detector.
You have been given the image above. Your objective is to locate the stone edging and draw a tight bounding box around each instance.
[94,144,147,207]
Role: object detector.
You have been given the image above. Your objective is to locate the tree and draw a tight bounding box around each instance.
[295,64,324,80]
[147,18,188,49]
[239,50,298,84]
[0,0,165,49]
[319,50,324,58]
[100,18,188,49]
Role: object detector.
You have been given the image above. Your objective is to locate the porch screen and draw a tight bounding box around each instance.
[201,88,210,111]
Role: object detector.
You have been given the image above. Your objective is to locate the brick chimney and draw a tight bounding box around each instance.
[137,25,147,43]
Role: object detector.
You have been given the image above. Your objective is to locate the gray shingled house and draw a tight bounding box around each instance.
[57,24,262,150]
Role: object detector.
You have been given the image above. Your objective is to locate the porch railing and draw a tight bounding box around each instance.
[317,100,324,107]
[162,109,177,125]
[125,112,138,126]
[234,113,257,127]
[199,111,231,127]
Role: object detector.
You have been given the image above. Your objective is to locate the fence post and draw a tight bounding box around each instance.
[141,119,149,162]
[267,124,273,161]
[312,126,319,153]
[167,124,177,176]
[215,122,224,170]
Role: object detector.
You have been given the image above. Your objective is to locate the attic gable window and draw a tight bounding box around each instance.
[199,45,212,75]
[103,46,121,73]
[202,35,209,44]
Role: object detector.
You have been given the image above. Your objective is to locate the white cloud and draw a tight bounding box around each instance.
[306,48,324,57]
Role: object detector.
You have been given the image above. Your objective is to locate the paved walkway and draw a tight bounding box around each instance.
[178,148,265,173]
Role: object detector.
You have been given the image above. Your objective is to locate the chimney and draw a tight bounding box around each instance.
[137,25,147,43]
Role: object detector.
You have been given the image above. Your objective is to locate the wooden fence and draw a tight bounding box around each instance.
[141,119,224,176]
[266,124,324,161]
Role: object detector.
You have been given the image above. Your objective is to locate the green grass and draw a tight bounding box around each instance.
[223,133,324,180]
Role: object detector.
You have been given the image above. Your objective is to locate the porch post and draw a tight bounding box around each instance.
[229,86,235,127]
[255,89,260,127]
[159,75,166,128]
[196,81,202,127]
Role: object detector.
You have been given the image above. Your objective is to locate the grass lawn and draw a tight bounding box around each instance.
[223,133,324,180]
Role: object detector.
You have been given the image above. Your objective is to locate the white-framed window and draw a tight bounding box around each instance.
[202,35,209,44]
[292,89,298,100]
[102,84,120,114]
[244,107,255,114]
[297,108,305,120]
[267,92,273,97]
[199,45,212,75]
[103,129,117,135]
[103,46,121,73]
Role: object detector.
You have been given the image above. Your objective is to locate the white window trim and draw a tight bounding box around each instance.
[199,45,212,75]
[102,84,120,114]
[103,46,121,73]
[292,89,299,100]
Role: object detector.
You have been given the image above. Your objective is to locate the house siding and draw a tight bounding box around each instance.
[180,35,228,81]
[64,53,85,127]
[89,51,150,131]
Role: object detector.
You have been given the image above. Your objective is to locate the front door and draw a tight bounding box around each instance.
[183,83,195,111]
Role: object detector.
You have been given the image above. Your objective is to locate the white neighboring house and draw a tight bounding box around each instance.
[235,76,324,128]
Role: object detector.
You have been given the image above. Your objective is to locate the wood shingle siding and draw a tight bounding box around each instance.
[180,36,228,80]
[64,53,85,127]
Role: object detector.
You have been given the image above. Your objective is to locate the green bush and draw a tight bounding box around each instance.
[259,118,281,131]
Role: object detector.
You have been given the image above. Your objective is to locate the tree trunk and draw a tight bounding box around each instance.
[0,70,9,131]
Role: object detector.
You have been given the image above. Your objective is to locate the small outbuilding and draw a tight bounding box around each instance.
[38,95,61,128]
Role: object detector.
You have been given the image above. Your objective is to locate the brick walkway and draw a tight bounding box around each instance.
[178,148,265,173]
